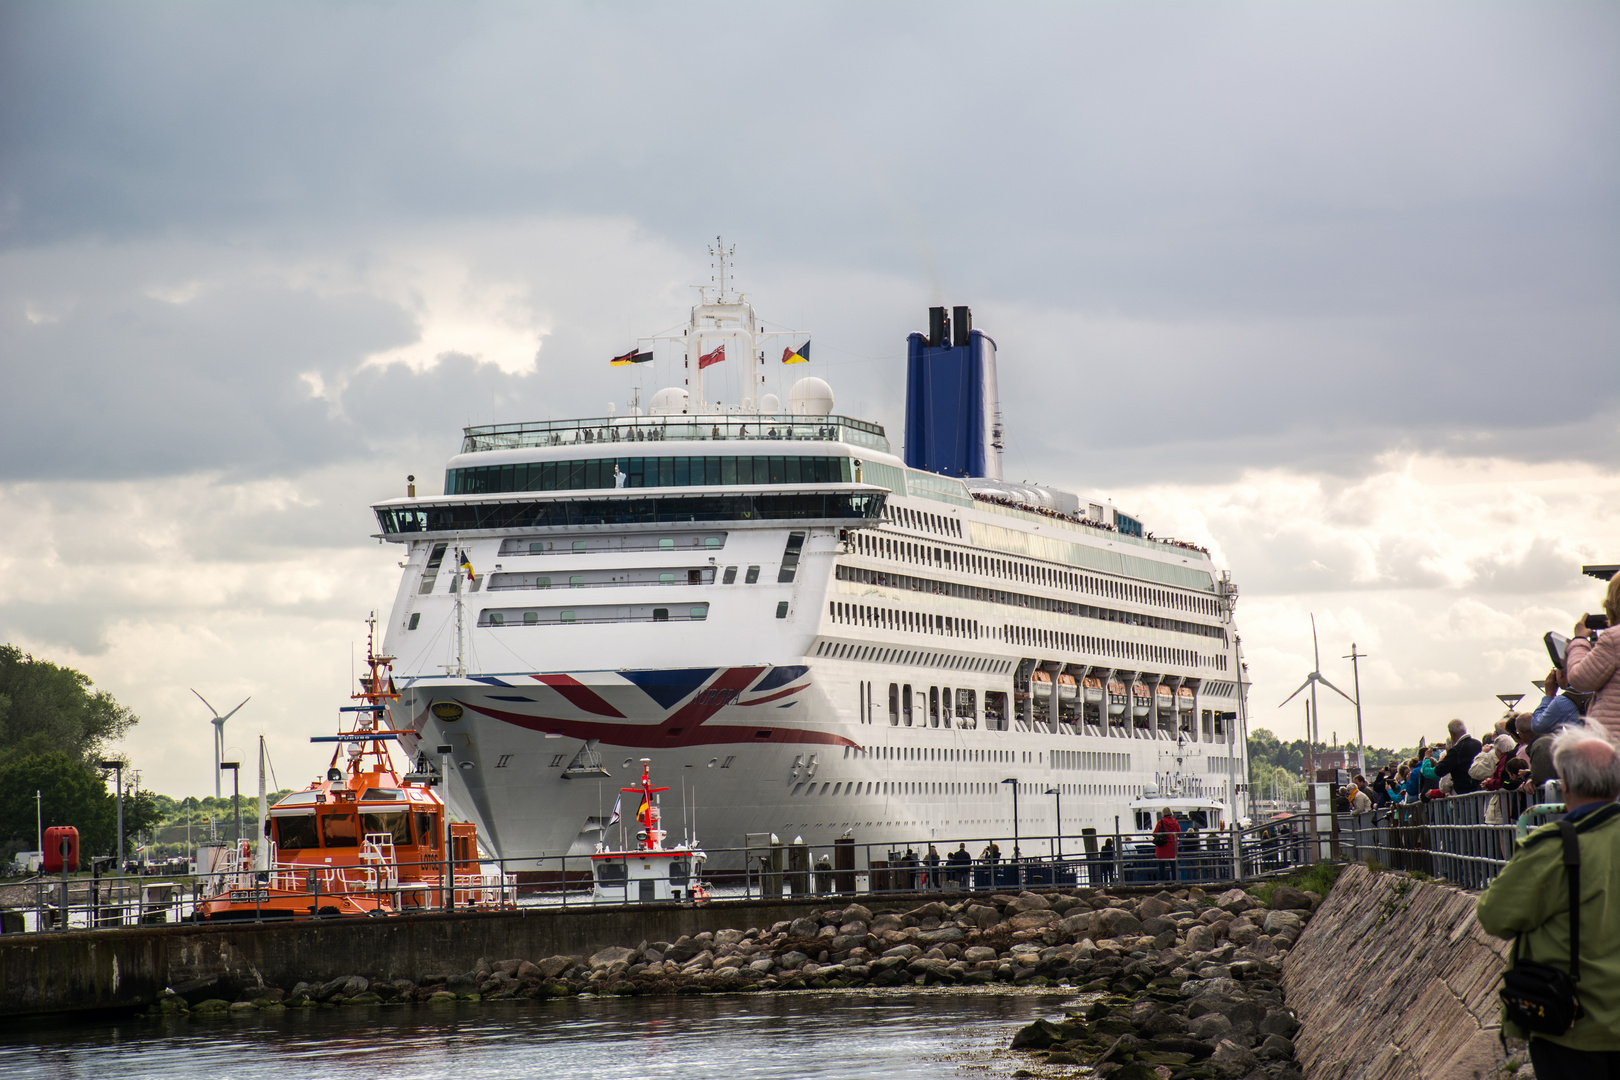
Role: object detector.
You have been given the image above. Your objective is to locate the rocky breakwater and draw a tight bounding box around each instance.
[145,883,1316,1025]
[1006,883,1325,1080]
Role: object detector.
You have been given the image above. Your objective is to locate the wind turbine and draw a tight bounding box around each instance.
[192,690,251,799]
[1279,616,1354,762]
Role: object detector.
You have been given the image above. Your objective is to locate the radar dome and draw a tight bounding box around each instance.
[758,392,781,413]
[788,377,834,417]
[648,387,689,415]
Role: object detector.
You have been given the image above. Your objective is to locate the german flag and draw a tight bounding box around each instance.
[636,796,652,826]
[698,344,726,369]
[610,348,653,367]
[781,340,810,364]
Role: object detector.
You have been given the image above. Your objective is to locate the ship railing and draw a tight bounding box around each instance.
[460,415,891,454]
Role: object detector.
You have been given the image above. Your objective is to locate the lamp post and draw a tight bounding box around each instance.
[1045,787,1062,860]
[1001,777,1020,886]
[220,762,241,850]
[97,761,124,873]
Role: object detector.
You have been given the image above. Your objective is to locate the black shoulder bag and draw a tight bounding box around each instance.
[1499,820,1584,1035]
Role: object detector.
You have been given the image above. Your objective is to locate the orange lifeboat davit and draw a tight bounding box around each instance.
[1107,679,1127,716]
[1082,676,1104,705]
[1056,673,1078,704]
[1177,686,1195,712]
[1155,685,1174,714]
[1030,670,1053,700]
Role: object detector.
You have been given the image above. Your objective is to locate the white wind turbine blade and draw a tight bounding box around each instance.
[1311,614,1321,673]
[191,688,220,718]
[1279,677,1313,708]
[218,696,251,723]
[1314,674,1355,704]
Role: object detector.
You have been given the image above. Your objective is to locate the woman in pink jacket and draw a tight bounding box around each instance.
[1567,572,1620,742]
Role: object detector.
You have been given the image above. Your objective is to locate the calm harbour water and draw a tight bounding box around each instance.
[0,990,1073,1080]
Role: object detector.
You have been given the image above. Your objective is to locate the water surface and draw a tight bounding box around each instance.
[0,990,1072,1080]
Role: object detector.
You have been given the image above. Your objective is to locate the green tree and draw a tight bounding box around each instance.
[0,752,115,863]
[0,645,138,763]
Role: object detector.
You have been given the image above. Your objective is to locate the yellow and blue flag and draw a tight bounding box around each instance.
[781,340,810,364]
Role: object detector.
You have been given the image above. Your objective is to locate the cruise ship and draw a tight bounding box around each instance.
[375,261,1250,867]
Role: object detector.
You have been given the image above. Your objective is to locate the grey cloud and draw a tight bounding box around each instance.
[1,3,1616,485]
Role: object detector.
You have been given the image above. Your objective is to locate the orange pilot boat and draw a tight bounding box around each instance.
[194,619,511,921]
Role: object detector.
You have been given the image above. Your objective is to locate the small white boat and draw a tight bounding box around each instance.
[590,760,710,904]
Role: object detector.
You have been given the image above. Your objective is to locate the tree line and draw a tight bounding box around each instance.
[0,644,160,868]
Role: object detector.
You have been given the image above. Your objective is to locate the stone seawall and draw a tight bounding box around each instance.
[1282,865,1511,1080]
[0,896,847,1016]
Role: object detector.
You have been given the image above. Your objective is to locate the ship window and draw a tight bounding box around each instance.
[570,575,584,587]
[560,610,576,623]
[274,814,319,851]
[722,566,737,584]
[744,565,760,584]
[687,569,702,584]
[572,540,587,554]
[668,860,690,884]
[888,683,899,725]
[902,684,913,726]
[929,686,939,727]
[595,861,628,884]
[777,531,806,582]
[361,812,411,847]
[660,572,676,585]
[524,611,538,625]
[775,602,789,619]
[414,813,439,848]
[536,576,551,588]
[490,612,504,626]
[419,543,448,594]
[321,814,359,848]
[653,608,669,621]
[529,541,545,554]
[704,536,722,548]
[659,538,675,550]
[692,607,708,620]
[407,613,420,630]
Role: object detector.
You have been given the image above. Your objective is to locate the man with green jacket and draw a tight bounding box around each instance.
[1476,725,1620,1075]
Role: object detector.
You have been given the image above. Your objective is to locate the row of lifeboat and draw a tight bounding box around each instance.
[1030,671,1194,718]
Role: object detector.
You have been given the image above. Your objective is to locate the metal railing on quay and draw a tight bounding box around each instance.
[1331,786,1560,891]
[2,821,1325,934]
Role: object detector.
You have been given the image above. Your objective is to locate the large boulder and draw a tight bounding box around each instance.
[1185,923,1218,952]
[1269,885,1314,911]
[534,955,573,979]
[1007,909,1058,931]
[787,917,820,938]
[916,926,966,944]
[1208,1038,1261,1078]
[1137,895,1174,920]
[962,946,998,964]
[1263,909,1306,935]
[589,946,636,970]
[1091,907,1144,939]
[839,903,874,925]
[964,904,1001,929]
[1214,888,1257,914]
[1008,1018,1068,1050]
[1006,892,1050,913]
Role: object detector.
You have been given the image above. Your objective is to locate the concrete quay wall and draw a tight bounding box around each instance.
[1282,864,1511,1080]
[0,896,851,1018]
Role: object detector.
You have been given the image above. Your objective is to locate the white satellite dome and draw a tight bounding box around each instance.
[787,377,834,417]
[758,392,781,414]
[648,387,689,415]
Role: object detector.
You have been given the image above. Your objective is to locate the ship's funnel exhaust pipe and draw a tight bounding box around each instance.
[905,305,1001,481]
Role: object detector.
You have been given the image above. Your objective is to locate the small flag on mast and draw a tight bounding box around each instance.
[636,795,652,825]
[610,348,653,367]
[457,549,475,579]
[698,344,726,369]
[609,794,622,825]
[781,340,810,364]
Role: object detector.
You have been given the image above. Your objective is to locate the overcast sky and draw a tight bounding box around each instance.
[2,2,1616,798]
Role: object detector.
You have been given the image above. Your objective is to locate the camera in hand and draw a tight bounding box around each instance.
[1587,613,1610,631]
